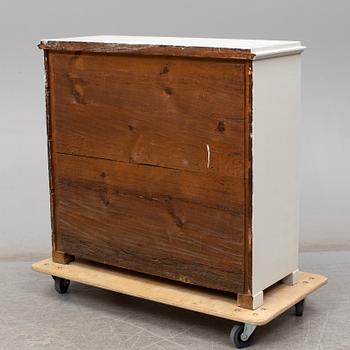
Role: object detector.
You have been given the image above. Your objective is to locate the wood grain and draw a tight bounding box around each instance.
[39,41,255,60]
[54,153,245,292]
[44,49,252,294]
[32,258,328,319]
[243,61,253,295]
[52,250,74,264]
[49,52,246,177]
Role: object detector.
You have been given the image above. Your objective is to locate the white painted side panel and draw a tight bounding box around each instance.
[252,55,301,295]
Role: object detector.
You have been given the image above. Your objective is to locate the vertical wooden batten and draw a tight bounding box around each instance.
[44,50,74,264]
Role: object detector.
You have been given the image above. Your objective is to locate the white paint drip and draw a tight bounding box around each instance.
[206,144,210,168]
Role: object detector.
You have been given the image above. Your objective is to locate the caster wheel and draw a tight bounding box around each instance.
[54,277,70,294]
[230,324,255,348]
[295,299,305,316]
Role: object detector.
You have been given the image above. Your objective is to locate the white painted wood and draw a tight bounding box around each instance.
[252,291,264,309]
[41,35,305,59]
[252,54,302,295]
[282,269,300,285]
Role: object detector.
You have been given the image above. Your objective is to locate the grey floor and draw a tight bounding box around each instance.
[0,251,349,350]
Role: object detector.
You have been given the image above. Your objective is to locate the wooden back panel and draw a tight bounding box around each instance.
[47,51,250,293]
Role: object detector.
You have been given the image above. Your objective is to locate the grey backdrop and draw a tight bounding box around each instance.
[1,0,349,260]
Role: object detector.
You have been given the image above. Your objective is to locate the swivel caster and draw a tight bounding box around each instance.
[230,323,256,348]
[295,299,305,316]
[53,276,70,294]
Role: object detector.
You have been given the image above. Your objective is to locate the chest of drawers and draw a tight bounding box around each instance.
[39,36,304,309]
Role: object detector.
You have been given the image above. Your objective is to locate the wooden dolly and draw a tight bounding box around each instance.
[32,258,327,348]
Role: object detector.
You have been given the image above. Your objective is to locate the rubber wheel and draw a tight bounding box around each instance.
[230,324,254,348]
[54,277,70,294]
[295,299,305,316]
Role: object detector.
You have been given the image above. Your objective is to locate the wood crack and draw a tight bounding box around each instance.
[56,151,195,174]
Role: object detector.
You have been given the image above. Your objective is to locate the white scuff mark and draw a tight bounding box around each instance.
[206,144,210,169]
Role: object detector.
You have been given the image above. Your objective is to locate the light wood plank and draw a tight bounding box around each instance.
[32,258,327,325]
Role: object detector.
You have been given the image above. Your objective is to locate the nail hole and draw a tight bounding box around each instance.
[217,121,225,132]
[175,217,184,227]
[164,86,172,95]
[161,65,169,74]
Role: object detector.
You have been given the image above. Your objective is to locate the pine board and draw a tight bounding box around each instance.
[46,51,249,294]
[32,258,327,326]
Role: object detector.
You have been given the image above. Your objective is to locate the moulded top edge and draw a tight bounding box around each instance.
[40,35,305,59]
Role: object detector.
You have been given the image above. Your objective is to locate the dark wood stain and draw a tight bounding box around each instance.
[44,48,253,294]
[54,153,245,292]
[243,62,253,296]
[49,52,246,177]
[39,41,255,60]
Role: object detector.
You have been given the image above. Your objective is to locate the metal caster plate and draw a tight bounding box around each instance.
[230,323,256,348]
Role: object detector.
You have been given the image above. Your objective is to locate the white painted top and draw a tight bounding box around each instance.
[41,35,305,59]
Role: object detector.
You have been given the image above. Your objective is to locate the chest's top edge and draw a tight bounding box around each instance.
[38,35,305,60]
